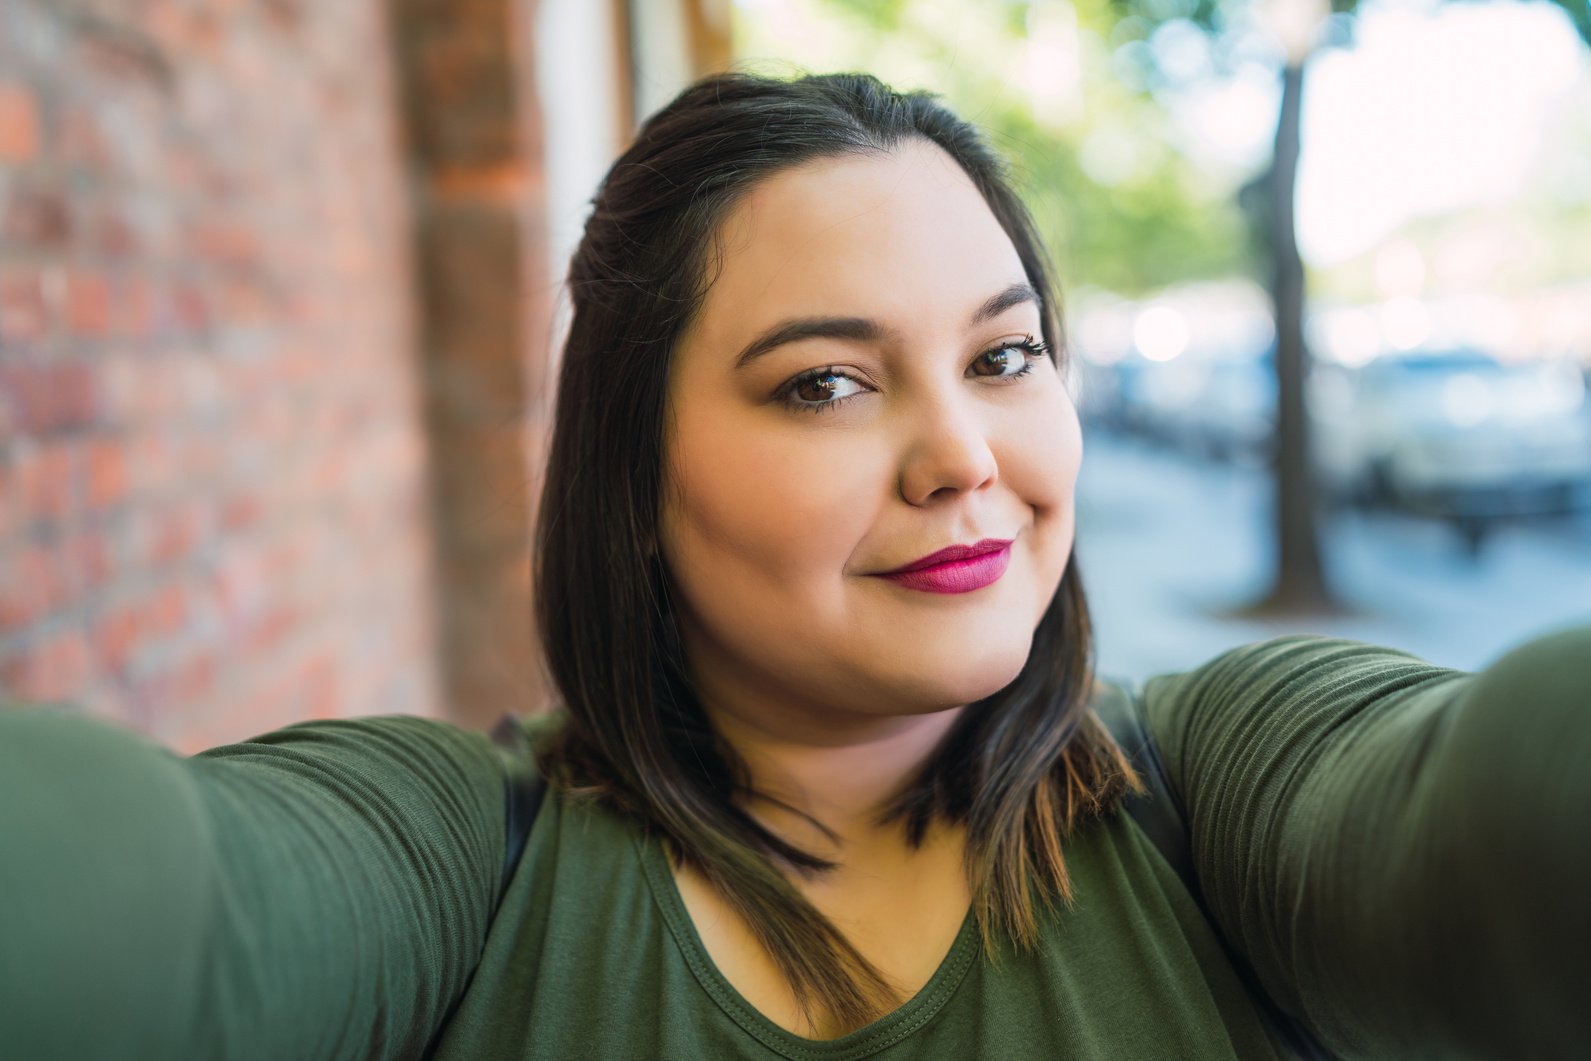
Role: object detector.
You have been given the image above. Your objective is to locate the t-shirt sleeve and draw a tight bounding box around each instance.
[0,706,512,1061]
[1140,624,1591,1059]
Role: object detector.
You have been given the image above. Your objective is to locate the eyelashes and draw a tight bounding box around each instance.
[777,335,1052,415]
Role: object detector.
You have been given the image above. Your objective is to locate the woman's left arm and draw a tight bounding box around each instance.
[1141,624,1591,1060]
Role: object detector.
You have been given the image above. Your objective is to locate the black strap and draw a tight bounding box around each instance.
[489,713,548,914]
[1091,677,1337,1061]
[1090,677,1194,891]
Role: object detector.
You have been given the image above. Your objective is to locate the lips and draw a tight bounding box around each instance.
[873,538,1013,595]
[880,538,1013,575]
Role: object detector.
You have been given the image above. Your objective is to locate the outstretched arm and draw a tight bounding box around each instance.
[1141,624,1591,1059]
[0,708,510,1061]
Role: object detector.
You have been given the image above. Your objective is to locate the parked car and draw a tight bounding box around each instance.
[1103,343,1277,463]
[1310,347,1591,547]
[1168,346,1276,463]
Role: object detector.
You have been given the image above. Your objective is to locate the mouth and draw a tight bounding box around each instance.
[873,538,1013,595]
[880,537,1013,574]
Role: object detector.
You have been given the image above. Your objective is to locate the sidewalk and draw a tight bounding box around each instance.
[1075,432,1591,682]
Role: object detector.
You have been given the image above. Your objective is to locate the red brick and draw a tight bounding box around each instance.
[0,0,494,744]
[0,541,61,633]
[113,275,155,338]
[260,0,304,33]
[57,362,101,429]
[0,82,40,162]
[148,582,187,635]
[185,9,224,56]
[163,143,202,193]
[190,221,259,267]
[302,654,339,719]
[0,453,16,540]
[64,528,113,592]
[219,489,263,531]
[92,205,140,259]
[92,583,188,677]
[148,501,202,566]
[0,268,50,343]
[56,106,109,171]
[2,184,71,248]
[5,362,100,433]
[176,428,224,486]
[213,548,263,622]
[176,651,218,704]
[14,438,78,524]
[85,438,128,511]
[219,276,267,326]
[95,351,145,425]
[0,624,93,703]
[67,270,113,338]
[127,430,174,494]
[93,600,142,672]
[246,604,297,654]
[168,282,211,334]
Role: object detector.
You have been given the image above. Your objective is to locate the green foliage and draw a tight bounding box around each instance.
[983,109,1251,292]
[733,0,1252,295]
[821,0,911,31]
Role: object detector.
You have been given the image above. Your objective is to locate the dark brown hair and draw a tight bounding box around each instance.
[532,70,1142,1034]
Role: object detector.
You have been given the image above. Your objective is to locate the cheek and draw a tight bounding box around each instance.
[659,410,881,602]
[1003,384,1083,508]
[1000,386,1082,590]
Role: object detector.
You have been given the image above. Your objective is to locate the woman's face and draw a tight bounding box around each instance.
[659,139,1082,727]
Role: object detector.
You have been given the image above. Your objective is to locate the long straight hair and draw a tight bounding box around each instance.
[532,71,1143,1033]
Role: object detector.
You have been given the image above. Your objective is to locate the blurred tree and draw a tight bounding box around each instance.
[733,0,1252,293]
[1110,0,1591,615]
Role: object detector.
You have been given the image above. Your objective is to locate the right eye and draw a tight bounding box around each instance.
[780,369,869,414]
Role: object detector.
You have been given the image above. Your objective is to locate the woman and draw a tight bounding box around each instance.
[1,71,1587,1060]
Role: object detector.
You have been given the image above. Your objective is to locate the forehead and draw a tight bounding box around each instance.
[683,140,1031,360]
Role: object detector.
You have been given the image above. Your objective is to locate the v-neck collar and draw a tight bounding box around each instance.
[636,829,980,1060]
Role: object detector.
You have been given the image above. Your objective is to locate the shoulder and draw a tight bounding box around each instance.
[189,713,522,821]
[1139,633,1440,727]
[1136,634,1462,792]
[196,711,502,762]
[1146,632,1432,698]
[1132,624,1591,795]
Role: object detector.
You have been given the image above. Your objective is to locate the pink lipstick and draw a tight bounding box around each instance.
[874,538,1013,594]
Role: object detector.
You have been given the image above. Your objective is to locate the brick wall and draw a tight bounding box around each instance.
[390,0,555,731]
[0,0,442,752]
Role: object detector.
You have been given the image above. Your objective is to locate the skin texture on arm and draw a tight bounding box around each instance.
[0,708,509,1061]
[1141,624,1591,1059]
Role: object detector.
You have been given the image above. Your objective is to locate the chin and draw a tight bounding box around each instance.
[873,644,1033,713]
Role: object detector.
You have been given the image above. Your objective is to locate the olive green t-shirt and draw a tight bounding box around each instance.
[2,627,1587,1059]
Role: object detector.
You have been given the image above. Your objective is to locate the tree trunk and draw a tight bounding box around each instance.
[1252,59,1337,615]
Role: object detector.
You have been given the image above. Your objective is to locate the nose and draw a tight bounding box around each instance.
[897,391,1000,506]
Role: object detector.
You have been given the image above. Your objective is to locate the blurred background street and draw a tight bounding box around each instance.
[1077,428,1591,680]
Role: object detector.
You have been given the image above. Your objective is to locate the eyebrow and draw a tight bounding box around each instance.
[732,281,1041,370]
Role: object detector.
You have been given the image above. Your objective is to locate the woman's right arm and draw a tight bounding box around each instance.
[1139,625,1591,1058]
[0,705,511,1061]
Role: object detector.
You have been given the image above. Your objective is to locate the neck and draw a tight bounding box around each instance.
[704,695,963,853]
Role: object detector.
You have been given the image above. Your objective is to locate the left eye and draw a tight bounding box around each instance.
[971,341,1040,378]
